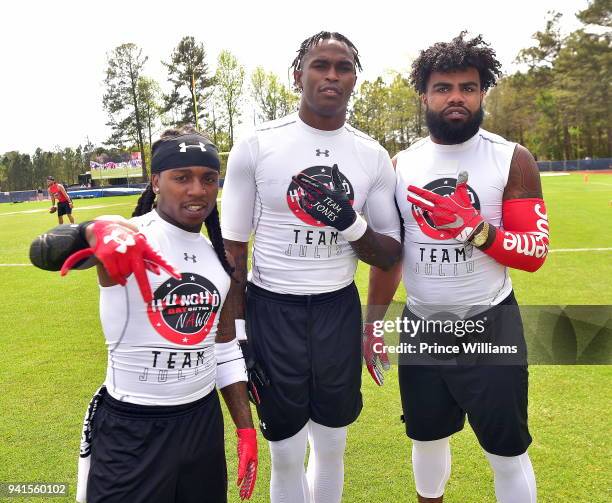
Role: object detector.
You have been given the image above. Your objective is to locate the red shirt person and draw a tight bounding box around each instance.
[47,176,75,224]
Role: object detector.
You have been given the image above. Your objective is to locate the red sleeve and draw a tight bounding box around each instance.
[481,198,549,272]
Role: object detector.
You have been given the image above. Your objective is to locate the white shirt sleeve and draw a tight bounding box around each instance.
[220,135,258,242]
[362,148,402,243]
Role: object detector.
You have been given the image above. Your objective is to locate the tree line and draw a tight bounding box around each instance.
[1,1,609,191]
[351,2,610,159]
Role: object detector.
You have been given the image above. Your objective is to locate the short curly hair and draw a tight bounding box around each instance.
[410,31,502,94]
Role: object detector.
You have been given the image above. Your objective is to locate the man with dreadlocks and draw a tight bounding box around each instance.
[29,126,258,502]
[368,33,546,502]
[220,31,401,503]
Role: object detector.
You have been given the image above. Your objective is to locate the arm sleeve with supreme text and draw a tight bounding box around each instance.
[482,198,549,272]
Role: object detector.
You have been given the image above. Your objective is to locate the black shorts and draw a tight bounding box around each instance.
[398,292,532,456]
[246,282,363,441]
[87,389,227,503]
[57,201,72,216]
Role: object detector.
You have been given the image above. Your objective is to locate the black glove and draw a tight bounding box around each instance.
[292,164,357,231]
[239,341,270,405]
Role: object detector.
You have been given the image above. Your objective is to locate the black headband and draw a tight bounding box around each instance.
[151,134,220,173]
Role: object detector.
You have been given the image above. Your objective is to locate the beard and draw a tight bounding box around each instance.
[425,106,484,145]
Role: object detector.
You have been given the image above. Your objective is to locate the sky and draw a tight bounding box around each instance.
[0,0,587,154]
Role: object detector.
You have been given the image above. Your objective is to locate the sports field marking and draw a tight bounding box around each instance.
[0,263,33,266]
[0,202,130,216]
[541,172,571,177]
[0,208,49,215]
[2,199,221,217]
[72,203,134,211]
[548,247,612,253]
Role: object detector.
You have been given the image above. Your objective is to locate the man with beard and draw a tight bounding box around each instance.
[367,33,548,502]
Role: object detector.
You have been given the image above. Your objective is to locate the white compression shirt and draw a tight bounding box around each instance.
[395,129,515,318]
[99,210,231,405]
[221,113,401,294]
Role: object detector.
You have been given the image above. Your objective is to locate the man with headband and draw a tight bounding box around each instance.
[30,126,258,502]
[220,32,401,503]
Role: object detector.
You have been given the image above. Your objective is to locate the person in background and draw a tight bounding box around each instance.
[47,175,75,224]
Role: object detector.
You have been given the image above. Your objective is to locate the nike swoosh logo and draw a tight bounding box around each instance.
[437,216,464,229]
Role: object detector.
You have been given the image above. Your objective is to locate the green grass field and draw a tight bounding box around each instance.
[0,173,610,502]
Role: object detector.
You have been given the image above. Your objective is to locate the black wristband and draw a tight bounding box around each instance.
[78,220,93,242]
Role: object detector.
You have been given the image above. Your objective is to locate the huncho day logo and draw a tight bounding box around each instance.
[147,273,221,346]
[411,177,480,239]
[287,165,354,226]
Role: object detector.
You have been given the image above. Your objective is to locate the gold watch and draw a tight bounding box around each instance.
[470,222,489,247]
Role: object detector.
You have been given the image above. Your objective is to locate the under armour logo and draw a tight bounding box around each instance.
[184,253,197,263]
[315,149,330,157]
[260,421,266,430]
[103,230,135,254]
[179,142,207,153]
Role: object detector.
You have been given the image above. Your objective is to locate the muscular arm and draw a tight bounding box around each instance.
[477,145,544,251]
[503,145,543,200]
[350,148,403,271]
[348,229,401,271]
[471,145,549,272]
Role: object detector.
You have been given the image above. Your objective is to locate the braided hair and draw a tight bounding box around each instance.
[132,126,234,277]
[203,206,233,277]
[290,31,363,75]
[132,184,156,217]
[410,31,502,94]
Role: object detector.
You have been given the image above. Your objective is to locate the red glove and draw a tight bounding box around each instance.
[237,428,258,500]
[60,220,181,303]
[407,171,484,242]
[363,322,390,386]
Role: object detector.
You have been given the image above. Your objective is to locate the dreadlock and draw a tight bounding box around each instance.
[290,31,363,74]
[132,184,156,217]
[410,31,502,94]
[203,205,233,277]
[132,125,234,278]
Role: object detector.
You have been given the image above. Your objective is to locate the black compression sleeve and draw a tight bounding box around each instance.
[29,221,93,271]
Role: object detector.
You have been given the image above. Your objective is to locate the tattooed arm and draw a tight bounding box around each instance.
[504,145,544,200]
[463,144,549,272]
[350,149,403,270]
[475,144,545,251]
[217,240,249,340]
